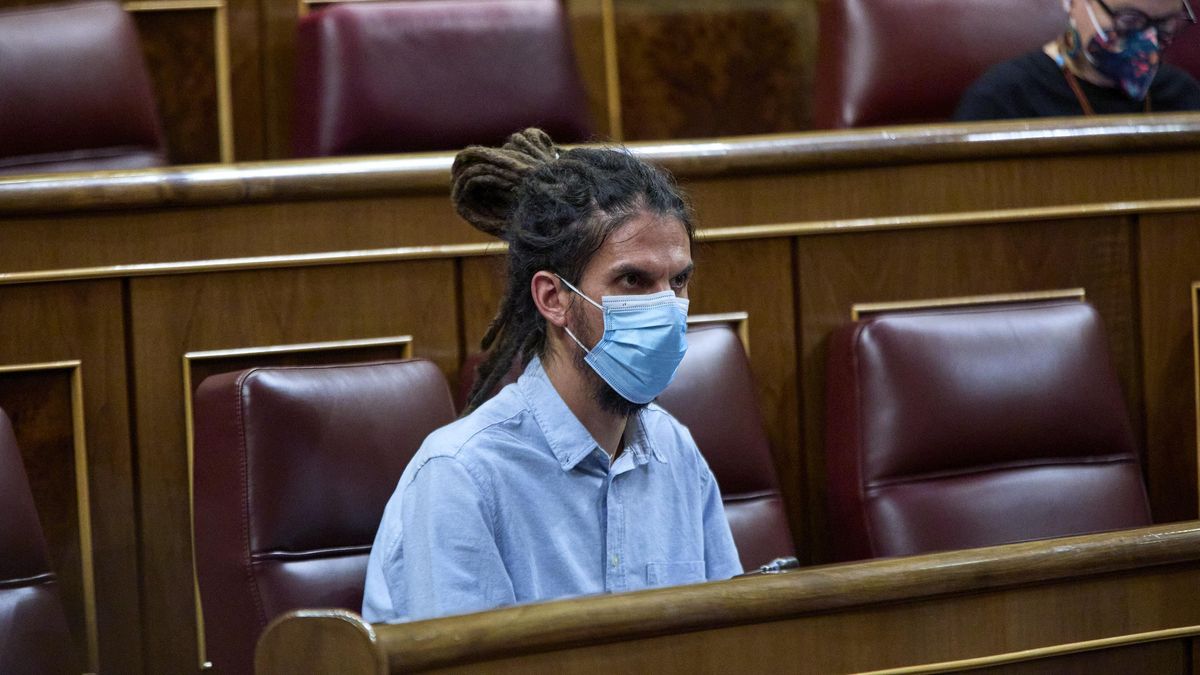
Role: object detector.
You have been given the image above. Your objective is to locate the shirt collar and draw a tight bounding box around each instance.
[518,357,665,470]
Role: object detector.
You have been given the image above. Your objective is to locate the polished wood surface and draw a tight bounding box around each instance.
[0,282,139,674]
[255,522,1200,674]
[2,121,1200,671]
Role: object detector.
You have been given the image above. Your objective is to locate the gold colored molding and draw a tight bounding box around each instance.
[688,311,750,357]
[182,335,414,670]
[2,199,1198,288]
[0,242,504,286]
[1192,281,1200,516]
[214,4,234,162]
[600,0,622,141]
[851,288,1086,321]
[122,0,222,11]
[859,623,1200,674]
[0,360,99,673]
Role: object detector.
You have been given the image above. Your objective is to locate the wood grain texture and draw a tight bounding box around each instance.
[133,10,222,164]
[1137,212,1200,524]
[0,368,87,671]
[796,217,1140,562]
[228,0,267,160]
[0,281,141,675]
[128,261,458,673]
[256,522,1200,674]
[614,0,813,140]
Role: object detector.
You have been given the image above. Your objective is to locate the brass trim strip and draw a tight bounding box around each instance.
[600,0,623,141]
[1192,281,1200,516]
[0,360,99,672]
[0,242,504,286]
[688,311,750,357]
[214,5,235,162]
[851,288,1086,321]
[0,199,1196,288]
[122,0,222,11]
[182,335,414,670]
[857,623,1200,674]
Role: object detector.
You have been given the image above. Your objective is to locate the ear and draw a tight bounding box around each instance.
[531,271,572,329]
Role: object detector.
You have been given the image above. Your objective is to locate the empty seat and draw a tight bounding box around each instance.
[0,407,79,675]
[811,0,1064,128]
[458,321,796,569]
[291,0,594,157]
[0,0,166,175]
[824,298,1152,561]
[193,360,456,675]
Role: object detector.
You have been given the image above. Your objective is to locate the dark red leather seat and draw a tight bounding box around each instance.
[811,0,1065,128]
[0,0,166,175]
[291,0,594,157]
[825,299,1152,561]
[0,408,79,675]
[457,322,796,570]
[193,360,455,675]
[1165,23,1200,82]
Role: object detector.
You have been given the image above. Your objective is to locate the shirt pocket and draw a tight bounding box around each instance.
[645,560,706,587]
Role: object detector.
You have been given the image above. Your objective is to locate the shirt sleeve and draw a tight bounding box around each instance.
[698,457,744,580]
[384,455,516,622]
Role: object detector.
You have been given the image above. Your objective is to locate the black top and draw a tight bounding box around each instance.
[953,50,1200,121]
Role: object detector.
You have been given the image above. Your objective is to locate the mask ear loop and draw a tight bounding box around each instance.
[555,274,602,353]
[1083,1,1111,43]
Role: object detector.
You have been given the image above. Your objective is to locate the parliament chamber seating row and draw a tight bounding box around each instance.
[190,300,1150,673]
[8,0,1200,174]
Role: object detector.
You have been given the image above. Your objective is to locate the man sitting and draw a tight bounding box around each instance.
[362,129,742,623]
[955,0,1200,119]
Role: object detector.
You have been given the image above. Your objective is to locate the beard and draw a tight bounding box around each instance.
[568,300,646,417]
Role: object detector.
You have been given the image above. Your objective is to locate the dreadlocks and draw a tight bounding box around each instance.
[451,128,694,413]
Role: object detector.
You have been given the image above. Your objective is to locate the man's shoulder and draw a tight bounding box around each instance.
[417,388,531,462]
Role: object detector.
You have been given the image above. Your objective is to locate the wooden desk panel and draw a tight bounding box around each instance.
[255,522,1200,674]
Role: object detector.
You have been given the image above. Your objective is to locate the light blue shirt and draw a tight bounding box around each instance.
[362,356,742,623]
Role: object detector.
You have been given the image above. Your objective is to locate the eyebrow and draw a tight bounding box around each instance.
[610,261,695,279]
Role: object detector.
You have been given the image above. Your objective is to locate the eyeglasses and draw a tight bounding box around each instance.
[1091,0,1197,45]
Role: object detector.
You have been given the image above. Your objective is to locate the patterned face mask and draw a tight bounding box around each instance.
[1083,1,1162,100]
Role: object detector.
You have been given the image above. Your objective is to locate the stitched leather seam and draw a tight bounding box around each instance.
[235,370,269,629]
[0,572,56,590]
[722,490,781,503]
[867,455,1140,489]
[251,545,372,563]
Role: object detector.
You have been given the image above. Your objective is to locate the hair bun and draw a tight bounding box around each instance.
[450,128,559,237]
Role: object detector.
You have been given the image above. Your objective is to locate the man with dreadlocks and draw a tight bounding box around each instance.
[362,129,742,623]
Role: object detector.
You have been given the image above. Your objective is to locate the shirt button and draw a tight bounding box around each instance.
[610,554,620,567]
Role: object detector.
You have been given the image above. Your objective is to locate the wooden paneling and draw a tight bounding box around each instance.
[613,0,814,141]
[685,239,802,556]
[255,522,1200,674]
[1138,212,1200,524]
[0,282,140,675]
[796,217,1141,561]
[128,261,458,673]
[133,9,222,164]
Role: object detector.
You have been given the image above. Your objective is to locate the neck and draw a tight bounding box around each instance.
[542,348,628,458]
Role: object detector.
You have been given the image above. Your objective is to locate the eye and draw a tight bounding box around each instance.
[670,273,688,289]
[621,272,641,288]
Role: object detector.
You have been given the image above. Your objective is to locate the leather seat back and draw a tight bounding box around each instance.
[825,299,1152,561]
[812,0,1065,128]
[292,0,593,156]
[193,360,455,675]
[0,0,165,175]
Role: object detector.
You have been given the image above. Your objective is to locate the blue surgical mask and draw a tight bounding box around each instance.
[556,275,689,405]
